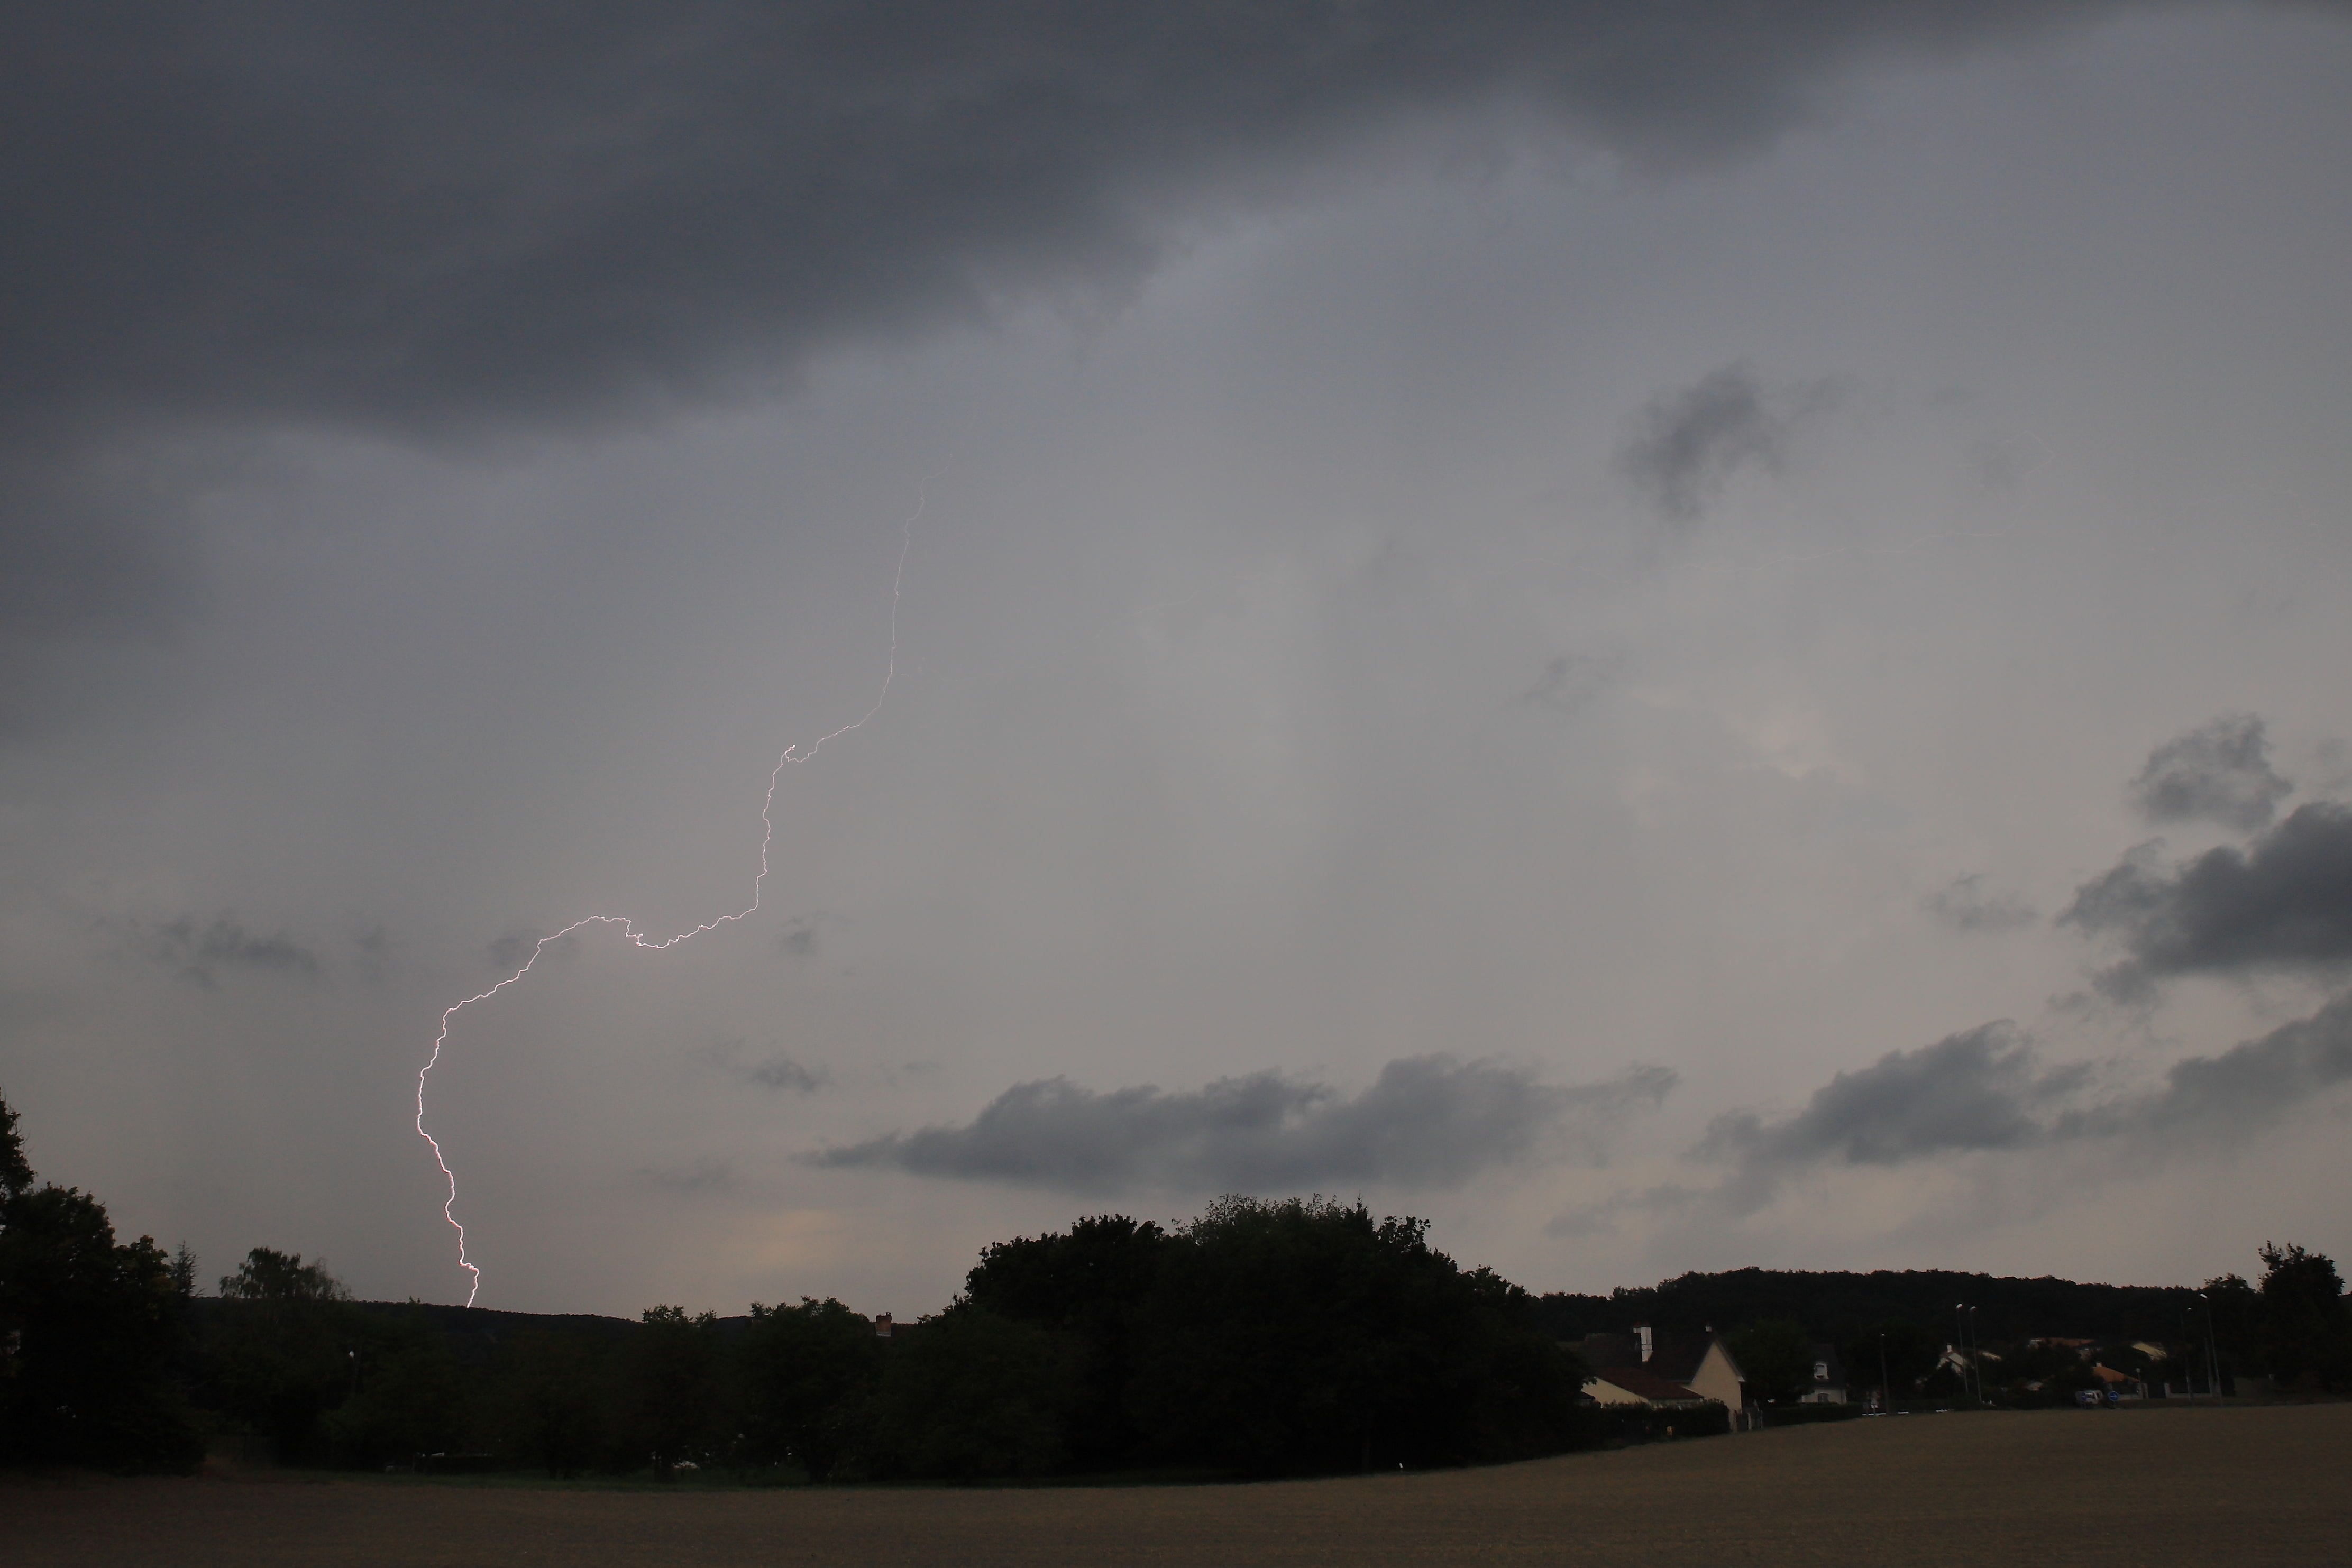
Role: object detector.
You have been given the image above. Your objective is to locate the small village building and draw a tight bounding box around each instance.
[1583,1364,1708,1407]
[1569,1327,1749,1415]
[1801,1343,1848,1404]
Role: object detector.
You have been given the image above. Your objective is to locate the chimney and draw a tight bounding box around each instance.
[1636,1325,1654,1363]
[874,1313,893,1338]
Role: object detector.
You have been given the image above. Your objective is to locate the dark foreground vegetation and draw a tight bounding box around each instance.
[4,1093,2348,1481]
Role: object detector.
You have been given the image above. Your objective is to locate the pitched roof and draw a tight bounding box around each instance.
[1588,1365,1706,1405]
[1646,1331,1720,1383]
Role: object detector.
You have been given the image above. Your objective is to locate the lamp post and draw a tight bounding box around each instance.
[1954,1303,1970,1406]
[2197,1291,2222,1401]
[1879,1329,1891,1415]
[2181,1304,2197,1405]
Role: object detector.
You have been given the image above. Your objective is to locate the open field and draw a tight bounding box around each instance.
[6,1405,2348,1567]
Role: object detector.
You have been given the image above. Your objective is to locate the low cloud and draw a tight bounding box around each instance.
[117,914,323,989]
[1615,363,1831,524]
[2058,992,2352,1145]
[2062,802,2352,994]
[1698,998,2352,1196]
[811,1056,1677,1194]
[2130,713,2292,831]
[1700,1024,2079,1176]
[1922,874,2037,933]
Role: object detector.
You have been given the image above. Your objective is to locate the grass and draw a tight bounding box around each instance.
[7,1403,2347,1566]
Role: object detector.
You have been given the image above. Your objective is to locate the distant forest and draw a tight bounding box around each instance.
[4,1093,2348,1479]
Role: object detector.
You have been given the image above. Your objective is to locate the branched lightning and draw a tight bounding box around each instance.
[415,491,921,1306]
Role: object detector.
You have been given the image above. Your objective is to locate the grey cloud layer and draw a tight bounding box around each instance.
[813,1056,1676,1193]
[2063,802,2352,991]
[0,2,2275,653]
[2129,713,2292,831]
[1702,998,2352,1187]
[2,3,2181,448]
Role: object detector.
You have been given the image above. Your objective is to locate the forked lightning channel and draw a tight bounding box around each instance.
[415,497,919,1306]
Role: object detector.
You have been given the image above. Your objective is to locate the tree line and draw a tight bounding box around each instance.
[1533,1254,2352,1410]
[5,1091,2348,1478]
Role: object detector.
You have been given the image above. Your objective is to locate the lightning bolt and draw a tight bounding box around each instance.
[415,490,920,1306]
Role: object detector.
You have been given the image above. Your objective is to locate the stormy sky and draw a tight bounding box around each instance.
[5,3,2350,1316]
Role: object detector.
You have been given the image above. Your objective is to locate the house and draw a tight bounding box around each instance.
[1937,1344,2003,1378]
[1801,1343,1848,1404]
[872,1313,896,1338]
[1570,1326,1747,1414]
[1583,1364,1708,1408]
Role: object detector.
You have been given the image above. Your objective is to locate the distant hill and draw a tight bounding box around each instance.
[1534,1267,2206,1346]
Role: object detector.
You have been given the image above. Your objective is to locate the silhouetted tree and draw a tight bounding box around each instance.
[1128,1196,1582,1475]
[492,1328,623,1477]
[2256,1242,2352,1393]
[627,1305,728,1475]
[857,1307,1077,1479]
[1726,1317,1813,1405]
[737,1296,883,1479]
[0,1095,202,1471]
[205,1246,357,1462]
[322,1307,468,1466]
[962,1214,1167,1467]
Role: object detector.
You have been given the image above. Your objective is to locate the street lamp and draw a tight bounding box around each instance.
[2196,1291,2222,1401]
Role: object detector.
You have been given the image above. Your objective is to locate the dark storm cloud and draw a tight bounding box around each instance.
[2060,993,2352,1144]
[811,1056,1676,1193]
[0,2,2272,645]
[1699,1023,2077,1171]
[1,2,2182,450]
[1614,363,1832,524]
[2062,802,2352,993]
[1700,1000,2352,1193]
[116,915,324,990]
[1922,874,2038,933]
[2130,713,2293,831]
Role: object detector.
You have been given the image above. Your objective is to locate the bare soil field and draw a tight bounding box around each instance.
[6,1405,2347,1567]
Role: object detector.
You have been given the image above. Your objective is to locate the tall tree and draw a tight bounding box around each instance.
[0,1095,203,1471]
[2256,1242,2352,1392]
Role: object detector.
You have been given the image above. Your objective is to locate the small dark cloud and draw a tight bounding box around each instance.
[779,915,823,959]
[811,1056,1676,1194]
[351,925,395,983]
[2130,714,2292,832]
[1922,874,2038,934]
[1614,363,1831,524]
[746,1054,829,1095]
[2062,802,2352,994]
[117,914,323,990]
[1519,653,1621,717]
